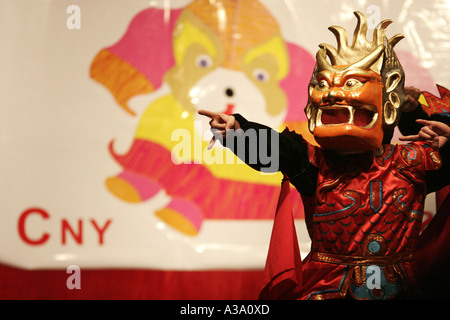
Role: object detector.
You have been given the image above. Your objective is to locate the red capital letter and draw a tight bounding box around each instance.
[90,219,112,245]
[18,208,50,245]
[62,219,83,245]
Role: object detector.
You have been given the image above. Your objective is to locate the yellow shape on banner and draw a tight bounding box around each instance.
[173,19,218,66]
[134,94,281,185]
[155,207,199,236]
[244,36,288,80]
[105,176,142,203]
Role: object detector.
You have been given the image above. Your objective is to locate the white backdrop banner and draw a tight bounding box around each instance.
[1,0,448,270]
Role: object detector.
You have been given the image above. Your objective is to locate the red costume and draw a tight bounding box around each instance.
[298,142,441,299]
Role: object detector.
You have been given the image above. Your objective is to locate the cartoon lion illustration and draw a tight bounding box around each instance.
[90,0,315,235]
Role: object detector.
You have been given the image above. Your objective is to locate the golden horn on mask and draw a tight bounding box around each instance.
[350,44,385,70]
[316,48,340,72]
[314,11,405,74]
[316,43,385,73]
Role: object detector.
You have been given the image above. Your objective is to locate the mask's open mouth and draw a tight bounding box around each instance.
[317,105,378,128]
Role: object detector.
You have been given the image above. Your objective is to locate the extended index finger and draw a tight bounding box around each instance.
[398,134,420,141]
[198,109,218,119]
[415,119,435,127]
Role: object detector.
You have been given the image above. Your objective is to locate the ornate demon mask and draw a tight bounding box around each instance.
[305,11,406,152]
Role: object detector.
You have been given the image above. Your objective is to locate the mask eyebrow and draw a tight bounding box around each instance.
[340,69,380,82]
[316,70,333,82]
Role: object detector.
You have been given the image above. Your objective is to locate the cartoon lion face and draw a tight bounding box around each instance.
[165,1,290,132]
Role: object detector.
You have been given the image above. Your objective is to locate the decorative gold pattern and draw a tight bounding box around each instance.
[311,251,413,266]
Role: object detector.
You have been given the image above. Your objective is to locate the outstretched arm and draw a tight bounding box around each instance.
[199,109,285,173]
[198,110,318,196]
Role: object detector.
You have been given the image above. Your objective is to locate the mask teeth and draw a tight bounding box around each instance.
[309,111,316,132]
[367,112,378,128]
[316,109,323,126]
[348,106,355,125]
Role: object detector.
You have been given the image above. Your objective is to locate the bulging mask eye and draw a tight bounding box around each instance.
[195,54,213,68]
[316,79,329,91]
[344,78,363,90]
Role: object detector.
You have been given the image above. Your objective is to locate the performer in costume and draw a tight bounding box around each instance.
[200,11,450,300]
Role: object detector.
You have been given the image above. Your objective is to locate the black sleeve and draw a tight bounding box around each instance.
[425,113,450,193]
[426,142,450,194]
[223,114,318,196]
[398,104,450,135]
[398,105,431,136]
